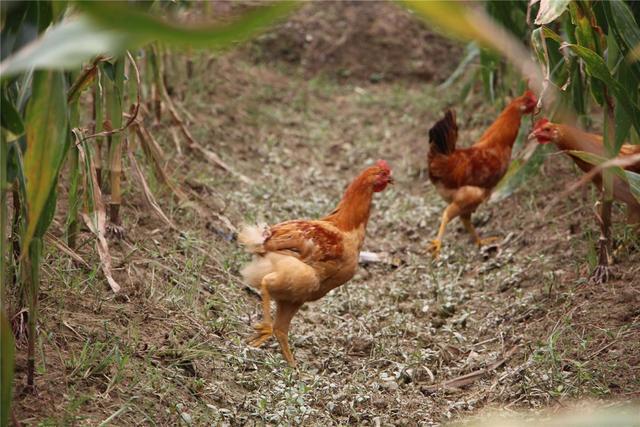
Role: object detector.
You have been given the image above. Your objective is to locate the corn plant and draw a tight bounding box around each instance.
[403,0,640,283]
[1,0,295,420]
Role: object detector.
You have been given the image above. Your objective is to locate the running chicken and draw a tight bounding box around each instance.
[427,90,537,256]
[238,160,393,366]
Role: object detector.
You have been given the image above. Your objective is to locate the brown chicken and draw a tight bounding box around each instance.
[238,160,393,367]
[427,90,537,256]
[531,118,640,223]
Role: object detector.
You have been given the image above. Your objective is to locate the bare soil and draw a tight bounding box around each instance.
[248,1,463,83]
[9,2,640,426]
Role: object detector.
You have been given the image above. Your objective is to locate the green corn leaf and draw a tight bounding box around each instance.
[588,77,605,107]
[67,60,100,104]
[22,70,67,255]
[631,43,640,62]
[34,179,59,239]
[569,2,600,55]
[541,26,563,44]
[532,26,567,87]
[563,43,640,135]
[530,28,547,67]
[0,17,129,79]
[0,310,15,427]
[535,0,571,25]
[568,150,640,203]
[614,60,636,151]
[567,3,607,107]
[0,91,24,142]
[569,58,587,117]
[568,151,613,168]
[78,0,296,49]
[486,0,527,41]
[51,1,69,22]
[1,2,30,60]
[27,0,54,33]
[1,1,295,79]
[603,0,640,82]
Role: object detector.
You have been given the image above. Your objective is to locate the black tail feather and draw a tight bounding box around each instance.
[428,109,458,155]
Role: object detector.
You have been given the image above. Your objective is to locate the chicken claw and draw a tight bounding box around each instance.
[589,265,611,285]
[248,322,273,348]
[427,239,442,258]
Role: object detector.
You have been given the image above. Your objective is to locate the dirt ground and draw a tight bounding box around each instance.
[248,1,462,82]
[10,2,640,426]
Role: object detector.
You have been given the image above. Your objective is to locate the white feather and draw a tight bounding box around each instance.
[237,223,269,252]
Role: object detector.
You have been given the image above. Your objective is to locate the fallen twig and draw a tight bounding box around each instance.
[422,345,519,392]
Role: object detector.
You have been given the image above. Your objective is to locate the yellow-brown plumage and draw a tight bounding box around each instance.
[238,161,393,366]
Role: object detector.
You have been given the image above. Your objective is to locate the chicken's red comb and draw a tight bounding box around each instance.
[523,89,536,100]
[376,159,391,172]
[534,118,550,129]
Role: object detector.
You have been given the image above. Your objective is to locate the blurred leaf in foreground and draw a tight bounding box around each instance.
[0,1,296,79]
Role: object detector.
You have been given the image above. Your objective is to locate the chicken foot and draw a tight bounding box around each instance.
[461,216,499,247]
[429,205,498,256]
[273,302,301,367]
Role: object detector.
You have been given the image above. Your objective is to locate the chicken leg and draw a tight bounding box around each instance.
[461,215,499,247]
[248,274,275,347]
[273,301,302,367]
[428,203,460,257]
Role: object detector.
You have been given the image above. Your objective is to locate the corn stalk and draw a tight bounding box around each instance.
[148,47,163,123]
[1,101,16,427]
[94,72,105,188]
[65,58,103,248]
[592,33,618,284]
[106,57,126,231]
[66,74,81,249]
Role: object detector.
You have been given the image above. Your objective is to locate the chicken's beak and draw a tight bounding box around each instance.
[388,176,395,185]
[527,130,538,142]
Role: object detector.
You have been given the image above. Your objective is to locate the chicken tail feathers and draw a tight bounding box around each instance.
[428,109,458,156]
[238,223,269,254]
